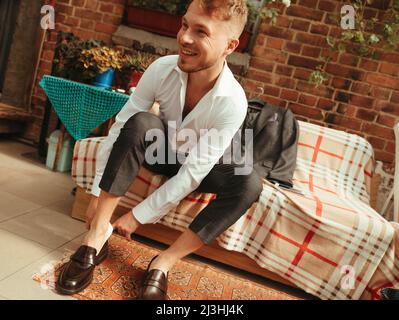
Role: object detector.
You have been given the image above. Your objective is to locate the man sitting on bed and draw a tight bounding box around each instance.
[56,0,262,300]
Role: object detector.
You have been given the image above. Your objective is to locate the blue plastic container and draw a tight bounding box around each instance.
[93,68,115,89]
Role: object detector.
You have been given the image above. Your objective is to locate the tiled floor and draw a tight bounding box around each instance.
[0,138,315,300]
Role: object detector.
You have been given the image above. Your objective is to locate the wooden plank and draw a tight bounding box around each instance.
[71,186,297,289]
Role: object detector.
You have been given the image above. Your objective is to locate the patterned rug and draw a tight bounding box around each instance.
[33,234,301,300]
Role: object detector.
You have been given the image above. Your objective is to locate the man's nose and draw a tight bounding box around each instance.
[179,29,194,45]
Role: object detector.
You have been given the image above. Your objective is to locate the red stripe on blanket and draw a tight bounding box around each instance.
[269,229,337,267]
[285,132,324,278]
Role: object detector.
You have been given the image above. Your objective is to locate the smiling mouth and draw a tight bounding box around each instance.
[180,48,198,56]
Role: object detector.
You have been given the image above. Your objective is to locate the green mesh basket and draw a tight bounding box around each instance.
[39,75,129,140]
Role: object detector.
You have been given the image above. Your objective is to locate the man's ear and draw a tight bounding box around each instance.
[225,38,240,55]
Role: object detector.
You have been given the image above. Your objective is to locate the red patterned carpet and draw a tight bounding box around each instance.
[33,234,302,300]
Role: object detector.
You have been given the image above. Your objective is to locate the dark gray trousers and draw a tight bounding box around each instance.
[99,112,262,244]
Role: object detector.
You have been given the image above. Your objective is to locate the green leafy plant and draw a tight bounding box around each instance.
[79,46,125,79]
[310,0,399,87]
[53,32,104,83]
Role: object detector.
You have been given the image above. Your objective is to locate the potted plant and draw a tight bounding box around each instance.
[80,46,125,89]
[116,50,158,91]
[126,0,186,37]
[53,32,104,84]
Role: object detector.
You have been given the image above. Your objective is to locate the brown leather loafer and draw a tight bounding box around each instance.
[56,241,108,295]
[138,256,168,300]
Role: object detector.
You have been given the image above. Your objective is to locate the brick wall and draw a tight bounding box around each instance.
[28,0,399,169]
[242,0,399,168]
[25,0,125,143]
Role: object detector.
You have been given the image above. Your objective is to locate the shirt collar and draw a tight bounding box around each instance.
[174,60,234,98]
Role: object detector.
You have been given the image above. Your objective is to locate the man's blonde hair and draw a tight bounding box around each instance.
[196,0,248,38]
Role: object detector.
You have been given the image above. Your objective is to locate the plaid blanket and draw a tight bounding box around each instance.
[72,121,399,300]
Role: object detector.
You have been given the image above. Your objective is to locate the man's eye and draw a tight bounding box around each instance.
[198,30,207,36]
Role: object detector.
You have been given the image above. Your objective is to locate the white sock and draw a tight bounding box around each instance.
[94,222,114,256]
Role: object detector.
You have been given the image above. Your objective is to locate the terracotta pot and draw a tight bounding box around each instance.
[128,70,143,89]
[127,6,181,38]
[127,6,251,53]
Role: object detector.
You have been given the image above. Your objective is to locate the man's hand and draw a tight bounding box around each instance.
[85,195,99,230]
[112,211,141,240]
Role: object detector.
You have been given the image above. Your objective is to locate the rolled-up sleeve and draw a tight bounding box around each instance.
[91,60,159,196]
[133,98,247,224]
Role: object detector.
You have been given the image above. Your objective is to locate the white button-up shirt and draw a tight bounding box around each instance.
[91,55,248,224]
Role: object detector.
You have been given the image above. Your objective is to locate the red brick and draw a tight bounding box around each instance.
[95,22,119,34]
[379,62,399,77]
[276,16,292,28]
[100,3,114,13]
[291,19,310,31]
[275,64,293,76]
[263,85,281,97]
[362,123,394,140]
[266,37,284,50]
[280,89,299,101]
[296,80,334,98]
[252,47,287,63]
[262,96,287,108]
[339,53,359,67]
[317,98,335,111]
[261,25,294,40]
[376,101,399,115]
[336,104,357,117]
[284,42,302,54]
[310,23,329,35]
[295,32,327,47]
[74,8,103,20]
[379,52,399,64]
[325,113,362,131]
[246,69,274,84]
[377,114,397,128]
[374,150,394,163]
[318,0,337,12]
[366,73,399,90]
[368,136,386,150]
[326,64,364,81]
[71,0,85,6]
[349,95,374,108]
[250,57,275,72]
[391,91,399,103]
[301,45,321,58]
[356,108,377,121]
[56,3,74,15]
[359,59,379,72]
[288,55,320,70]
[351,82,371,95]
[293,68,312,80]
[80,18,95,30]
[371,87,391,100]
[102,14,122,25]
[332,77,352,90]
[385,141,396,153]
[289,103,324,120]
[286,5,324,21]
[299,0,318,6]
[113,4,125,16]
[275,76,296,89]
[85,0,98,10]
[299,93,317,106]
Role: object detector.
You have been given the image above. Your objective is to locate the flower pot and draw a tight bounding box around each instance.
[127,6,182,38]
[128,70,143,89]
[237,30,251,52]
[93,68,115,89]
